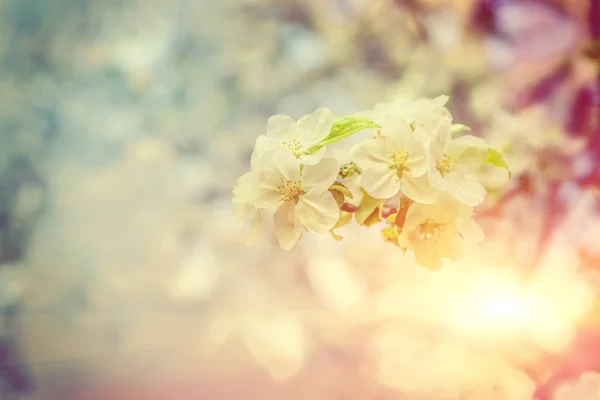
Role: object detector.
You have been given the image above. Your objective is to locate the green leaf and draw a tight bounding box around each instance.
[308,115,380,153]
[485,147,512,178]
[450,124,471,135]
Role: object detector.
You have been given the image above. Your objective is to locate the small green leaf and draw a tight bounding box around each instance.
[485,147,512,178]
[450,124,471,135]
[308,115,380,153]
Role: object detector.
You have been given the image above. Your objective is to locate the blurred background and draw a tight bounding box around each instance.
[2,0,600,399]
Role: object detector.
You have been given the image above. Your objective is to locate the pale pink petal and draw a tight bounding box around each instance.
[299,146,327,165]
[297,107,334,145]
[267,114,296,141]
[296,190,340,233]
[351,140,391,170]
[399,174,439,204]
[361,167,400,199]
[274,202,303,250]
[301,158,340,194]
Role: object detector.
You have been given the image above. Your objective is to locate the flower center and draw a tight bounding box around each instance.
[339,161,359,178]
[280,139,303,158]
[277,179,304,202]
[436,154,457,176]
[418,219,445,241]
[390,150,410,178]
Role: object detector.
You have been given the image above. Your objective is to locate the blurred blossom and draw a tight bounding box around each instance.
[305,247,366,310]
[3,0,600,398]
[481,105,586,195]
[168,245,220,303]
[553,371,600,400]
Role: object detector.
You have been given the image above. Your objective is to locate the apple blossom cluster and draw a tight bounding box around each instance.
[232,96,510,270]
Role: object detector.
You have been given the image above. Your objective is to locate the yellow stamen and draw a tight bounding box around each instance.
[280,138,303,158]
[436,154,458,176]
[418,219,445,242]
[390,150,410,178]
[276,179,304,203]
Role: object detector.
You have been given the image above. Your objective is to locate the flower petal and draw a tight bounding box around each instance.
[235,172,262,204]
[251,135,279,170]
[253,151,301,208]
[413,245,443,271]
[429,116,452,160]
[270,150,302,182]
[299,146,327,165]
[246,211,263,245]
[233,196,256,224]
[273,202,303,250]
[381,114,412,150]
[456,207,485,244]
[361,167,400,199]
[451,137,488,173]
[446,174,486,206]
[267,114,296,141]
[351,139,391,170]
[404,197,459,232]
[302,158,340,193]
[436,227,464,260]
[296,190,340,233]
[297,107,334,145]
[428,156,449,191]
[407,139,428,177]
[399,174,439,204]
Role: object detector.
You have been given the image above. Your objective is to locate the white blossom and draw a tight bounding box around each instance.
[365,95,451,129]
[351,114,438,202]
[428,117,488,206]
[232,172,264,245]
[249,150,340,250]
[251,107,334,166]
[399,195,483,270]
